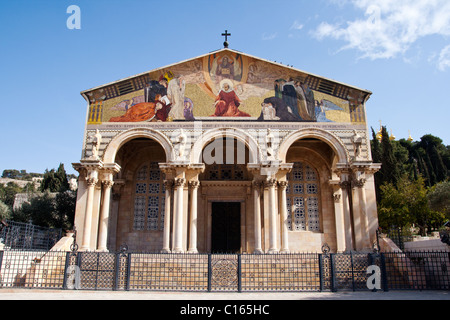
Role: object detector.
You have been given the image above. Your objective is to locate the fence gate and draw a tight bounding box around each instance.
[209,254,240,292]
[77,252,117,290]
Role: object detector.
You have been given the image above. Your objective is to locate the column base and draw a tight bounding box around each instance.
[280,249,290,254]
[173,248,185,254]
[253,249,264,254]
[267,249,279,254]
[161,248,171,254]
[187,249,198,254]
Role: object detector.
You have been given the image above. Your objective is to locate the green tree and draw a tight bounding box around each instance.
[40,163,70,192]
[378,182,411,231]
[0,182,23,208]
[54,190,76,230]
[428,180,450,221]
[371,128,383,201]
[430,145,447,182]
[0,200,11,221]
[378,176,431,235]
[17,191,56,227]
[55,163,70,192]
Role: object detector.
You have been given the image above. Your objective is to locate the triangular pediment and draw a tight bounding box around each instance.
[82,49,371,124]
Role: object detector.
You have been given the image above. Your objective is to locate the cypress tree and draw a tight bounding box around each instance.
[371,127,383,201]
[424,152,437,186]
[380,126,401,186]
[430,146,447,183]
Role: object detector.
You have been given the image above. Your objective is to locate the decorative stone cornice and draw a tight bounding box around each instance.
[101,163,121,174]
[202,181,252,188]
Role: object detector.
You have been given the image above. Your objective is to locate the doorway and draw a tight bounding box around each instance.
[211,202,241,253]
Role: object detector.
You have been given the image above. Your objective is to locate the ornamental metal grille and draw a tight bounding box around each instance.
[77,252,116,290]
[127,253,209,291]
[0,250,449,292]
[0,220,62,251]
[0,250,67,289]
[286,162,321,232]
[241,253,320,291]
[133,162,165,231]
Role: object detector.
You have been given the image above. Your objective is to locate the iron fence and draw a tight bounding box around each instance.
[0,249,448,292]
[0,220,62,251]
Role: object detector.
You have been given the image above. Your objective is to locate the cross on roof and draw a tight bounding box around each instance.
[222,30,231,48]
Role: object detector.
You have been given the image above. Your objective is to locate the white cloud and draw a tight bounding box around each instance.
[438,45,450,71]
[291,20,304,30]
[262,32,277,41]
[312,0,450,63]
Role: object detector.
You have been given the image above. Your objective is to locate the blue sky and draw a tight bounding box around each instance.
[0,0,449,176]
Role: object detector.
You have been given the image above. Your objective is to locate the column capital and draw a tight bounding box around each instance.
[163,179,174,191]
[339,180,352,189]
[277,181,289,189]
[333,193,342,203]
[86,177,98,187]
[102,180,114,189]
[174,178,186,188]
[352,178,366,188]
[188,180,200,189]
[252,180,263,189]
[264,178,277,188]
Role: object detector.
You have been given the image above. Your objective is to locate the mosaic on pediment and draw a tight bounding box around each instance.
[86,51,368,126]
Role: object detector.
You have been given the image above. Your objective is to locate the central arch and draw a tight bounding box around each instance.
[190,127,262,165]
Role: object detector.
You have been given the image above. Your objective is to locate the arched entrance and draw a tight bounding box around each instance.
[111,137,168,252]
[198,138,253,253]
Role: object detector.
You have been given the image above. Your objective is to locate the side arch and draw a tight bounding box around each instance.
[278,128,350,166]
[102,128,175,163]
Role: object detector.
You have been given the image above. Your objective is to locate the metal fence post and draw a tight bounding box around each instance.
[318,254,323,291]
[330,254,336,292]
[350,252,355,291]
[126,253,131,291]
[380,253,389,292]
[114,252,120,291]
[63,251,71,290]
[207,254,212,292]
[237,254,242,293]
[0,250,3,274]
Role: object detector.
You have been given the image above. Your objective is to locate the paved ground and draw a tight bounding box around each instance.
[1,288,449,300]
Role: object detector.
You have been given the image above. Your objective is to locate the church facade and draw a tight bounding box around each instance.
[72,48,381,254]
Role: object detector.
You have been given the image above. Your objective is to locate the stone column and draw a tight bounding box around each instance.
[354,176,371,250]
[265,178,279,254]
[81,173,98,251]
[331,184,345,253]
[188,180,200,253]
[109,183,123,252]
[252,180,263,254]
[278,181,290,253]
[161,180,173,253]
[173,178,186,253]
[97,179,114,252]
[339,180,353,251]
